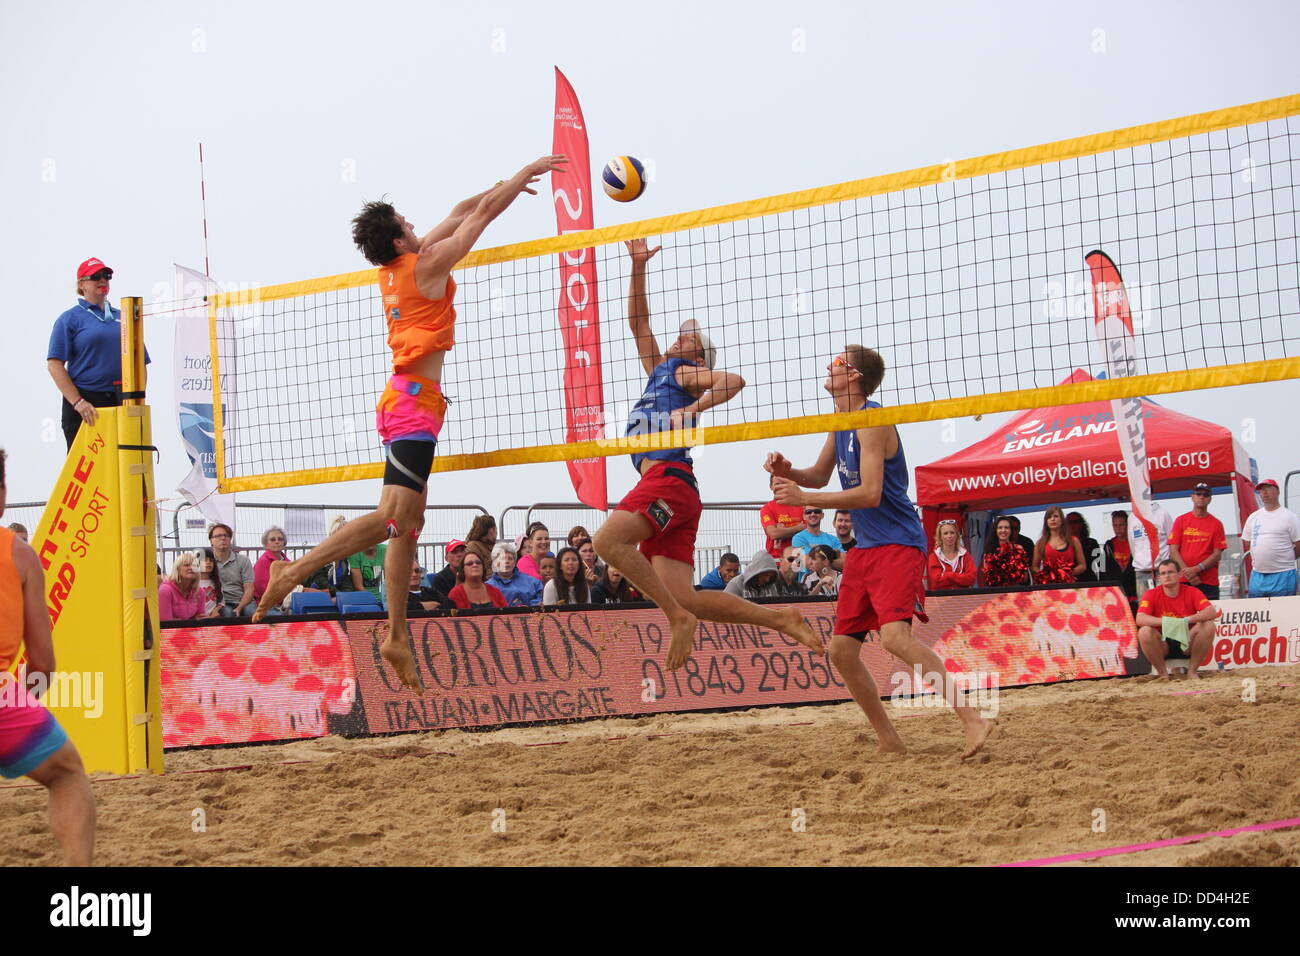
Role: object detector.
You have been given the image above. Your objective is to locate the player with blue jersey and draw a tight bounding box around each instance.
[766,346,994,759]
[594,240,822,670]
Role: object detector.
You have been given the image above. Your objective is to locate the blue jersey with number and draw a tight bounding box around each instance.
[626,358,696,473]
[834,400,926,552]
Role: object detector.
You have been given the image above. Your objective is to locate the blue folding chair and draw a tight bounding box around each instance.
[290,591,336,615]
[337,591,383,615]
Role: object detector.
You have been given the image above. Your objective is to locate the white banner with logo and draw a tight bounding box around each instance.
[1206,596,1300,669]
[173,265,235,533]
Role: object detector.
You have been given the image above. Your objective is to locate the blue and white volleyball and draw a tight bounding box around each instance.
[602,156,647,202]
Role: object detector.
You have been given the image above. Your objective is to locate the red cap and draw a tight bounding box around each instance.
[77,258,111,279]
[1255,478,1279,490]
[446,539,466,553]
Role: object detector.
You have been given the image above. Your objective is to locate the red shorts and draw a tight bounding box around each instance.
[615,461,702,566]
[835,544,928,636]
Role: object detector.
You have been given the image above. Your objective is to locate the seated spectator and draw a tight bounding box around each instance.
[466,539,493,573]
[1135,559,1222,679]
[591,566,641,604]
[487,543,543,607]
[981,516,1030,587]
[209,522,254,616]
[406,562,442,612]
[726,549,805,599]
[1102,511,1137,599]
[927,519,975,590]
[348,541,387,602]
[1067,512,1101,582]
[252,526,289,604]
[698,552,741,590]
[6,522,27,543]
[448,550,507,610]
[832,509,856,553]
[159,551,212,621]
[196,547,222,618]
[537,554,556,584]
[761,474,805,558]
[1032,506,1086,584]
[517,524,551,580]
[804,544,840,596]
[543,546,590,605]
[425,539,466,606]
[792,506,838,555]
[305,515,353,593]
[567,525,591,550]
[576,537,604,587]
[466,514,498,554]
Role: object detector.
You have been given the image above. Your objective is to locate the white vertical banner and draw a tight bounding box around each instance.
[174,265,236,532]
[1086,249,1158,565]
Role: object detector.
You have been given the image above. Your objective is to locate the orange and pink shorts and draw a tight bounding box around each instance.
[376,374,447,445]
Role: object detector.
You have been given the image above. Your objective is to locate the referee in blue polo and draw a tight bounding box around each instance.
[47,257,149,450]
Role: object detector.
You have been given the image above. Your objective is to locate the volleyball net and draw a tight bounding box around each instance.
[210,94,1300,493]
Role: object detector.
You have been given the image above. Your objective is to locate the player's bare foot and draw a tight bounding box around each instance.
[252,560,300,623]
[878,735,908,755]
[960,718,995,760]
[378,625,424,695]
[1187,667,1204,680]
[776,608,824,655]
[665,611,699,670]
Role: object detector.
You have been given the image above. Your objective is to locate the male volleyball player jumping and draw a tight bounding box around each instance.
[765,348,994,759]
[593,239,821,669]
[255,154,568,694]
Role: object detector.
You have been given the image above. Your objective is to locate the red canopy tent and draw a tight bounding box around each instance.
[914,370,1257,541]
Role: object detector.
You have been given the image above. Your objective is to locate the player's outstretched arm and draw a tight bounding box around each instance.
[418,187,496,246]
[625,238,664,375]
[765,435,837,489]
[416,155,568,285]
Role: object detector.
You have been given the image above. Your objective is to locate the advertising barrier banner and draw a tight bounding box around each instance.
[1207,596,1300,669]
[160,586,1139,746]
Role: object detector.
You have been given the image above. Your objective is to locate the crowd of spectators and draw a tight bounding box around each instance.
[156,476,1297,621]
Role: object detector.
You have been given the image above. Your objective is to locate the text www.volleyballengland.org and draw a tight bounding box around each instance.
[888,667,999,717]
[49,887,151,936]
[0,669,103,718]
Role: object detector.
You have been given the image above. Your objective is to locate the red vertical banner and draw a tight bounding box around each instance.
[552,67,607,510]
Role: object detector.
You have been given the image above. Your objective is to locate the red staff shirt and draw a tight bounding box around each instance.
[1170,512,1227,587]
[1137,583,1211,620]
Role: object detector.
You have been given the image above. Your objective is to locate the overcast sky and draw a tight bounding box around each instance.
[2,0,1297,546]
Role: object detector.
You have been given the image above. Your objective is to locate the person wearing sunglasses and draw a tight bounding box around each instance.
[1169,483,1228,600]
[792,504,839,559]
[766,346,993,760]
[47,258,150,451]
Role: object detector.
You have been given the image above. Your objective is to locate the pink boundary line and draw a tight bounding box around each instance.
[998,816,1300,866]
[1169,688,1221,696]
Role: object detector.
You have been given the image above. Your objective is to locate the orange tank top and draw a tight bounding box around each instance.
[379,253,457,373]
[0,528,24,672]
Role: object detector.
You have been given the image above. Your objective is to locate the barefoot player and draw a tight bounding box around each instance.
[766,347,993,759]
[255,155,568,694]
[0,449,96,864]
[592,239,822,669]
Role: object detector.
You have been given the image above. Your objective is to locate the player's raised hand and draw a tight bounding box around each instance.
[764,451,791,477]
[625,237,662,264]
[518,154,569,194]
[772,476,805,507]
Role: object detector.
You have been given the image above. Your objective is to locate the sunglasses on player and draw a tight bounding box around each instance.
[827,356,860,375]
[86,270,113,282]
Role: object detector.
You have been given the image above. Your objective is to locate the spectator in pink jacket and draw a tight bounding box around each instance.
[159,551,211,621]
[253,526,289,604]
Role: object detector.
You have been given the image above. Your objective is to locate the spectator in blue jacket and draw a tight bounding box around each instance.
[791,506,839,555]
[698,552,741,591]
[487,543,543,607]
